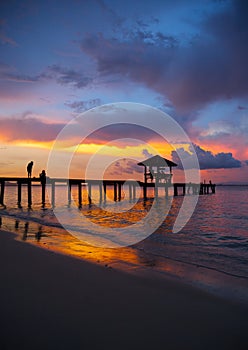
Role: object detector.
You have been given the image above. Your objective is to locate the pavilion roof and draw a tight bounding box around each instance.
[137,155,177,168]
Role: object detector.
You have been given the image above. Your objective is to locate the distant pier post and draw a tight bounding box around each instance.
[129,183,132,200]
[99,182,103,203]
[182,184,186,196]
[165,184,168,197]
[51,181,55,207]
[88,183,92,205]
[67,181,71,205]
[27,179,32,207]
[133,184,136,199]
[154,183,158,198]
[212,184,216,194]
[17,181,22,206]
[103,183,107,202]
[0,180,5,205]
[114,182,117,201]
[118,183,122,201]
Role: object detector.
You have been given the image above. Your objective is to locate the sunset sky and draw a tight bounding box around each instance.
[0,0,248,183]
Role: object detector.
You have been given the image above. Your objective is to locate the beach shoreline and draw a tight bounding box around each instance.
[1,228,248,350]
[2,210,248,307]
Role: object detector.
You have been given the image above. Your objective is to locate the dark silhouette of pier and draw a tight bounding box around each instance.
[0,176,216,208]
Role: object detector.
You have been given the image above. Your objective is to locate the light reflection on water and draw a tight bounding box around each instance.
[0,185,248,302]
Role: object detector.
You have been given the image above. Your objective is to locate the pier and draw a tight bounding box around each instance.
[0,177,216,208]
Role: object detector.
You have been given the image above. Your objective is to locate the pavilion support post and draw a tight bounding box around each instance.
[143,166,147,200]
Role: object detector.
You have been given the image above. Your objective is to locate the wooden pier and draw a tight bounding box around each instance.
[0,177,216,208]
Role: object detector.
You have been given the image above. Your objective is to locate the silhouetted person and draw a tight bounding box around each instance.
[27,161,34,178]
[39,170,46,182]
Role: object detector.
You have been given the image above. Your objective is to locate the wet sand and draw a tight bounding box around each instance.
[0,229,248,350]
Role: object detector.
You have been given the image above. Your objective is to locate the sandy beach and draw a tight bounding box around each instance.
[0,229,248,350]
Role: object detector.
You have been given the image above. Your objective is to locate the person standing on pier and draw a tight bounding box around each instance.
[27,161,34,178]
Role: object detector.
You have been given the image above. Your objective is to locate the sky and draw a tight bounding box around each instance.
[0,0,248,183]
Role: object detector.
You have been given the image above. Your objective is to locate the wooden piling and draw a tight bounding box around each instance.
[27,179,32,206]
[174,185,178,196]
[143,185,147,200]
[67,182,71,205]
[41,180,46,205]
[88,183,92,205]
[0,181,5,205]
[78,182,82,207]
[17,181,22,206]
[103,183,107,202]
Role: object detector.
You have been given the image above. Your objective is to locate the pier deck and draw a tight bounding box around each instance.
[0,177,216,207]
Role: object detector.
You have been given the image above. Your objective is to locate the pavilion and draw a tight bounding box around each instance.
[137,155,177,185]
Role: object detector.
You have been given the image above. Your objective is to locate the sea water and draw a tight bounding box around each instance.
[0,184,248,303]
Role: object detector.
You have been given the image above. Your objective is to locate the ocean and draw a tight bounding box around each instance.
[0,184,248,303]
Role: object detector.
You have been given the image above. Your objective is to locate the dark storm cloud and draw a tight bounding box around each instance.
[172,144,242,170]
[80,0,248,112]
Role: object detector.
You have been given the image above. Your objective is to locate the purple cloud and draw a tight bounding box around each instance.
[45,65,93,89]
[172,144,242,170]
[108,159,143,177]
[65,98,102,113]
[0,113,65,142]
